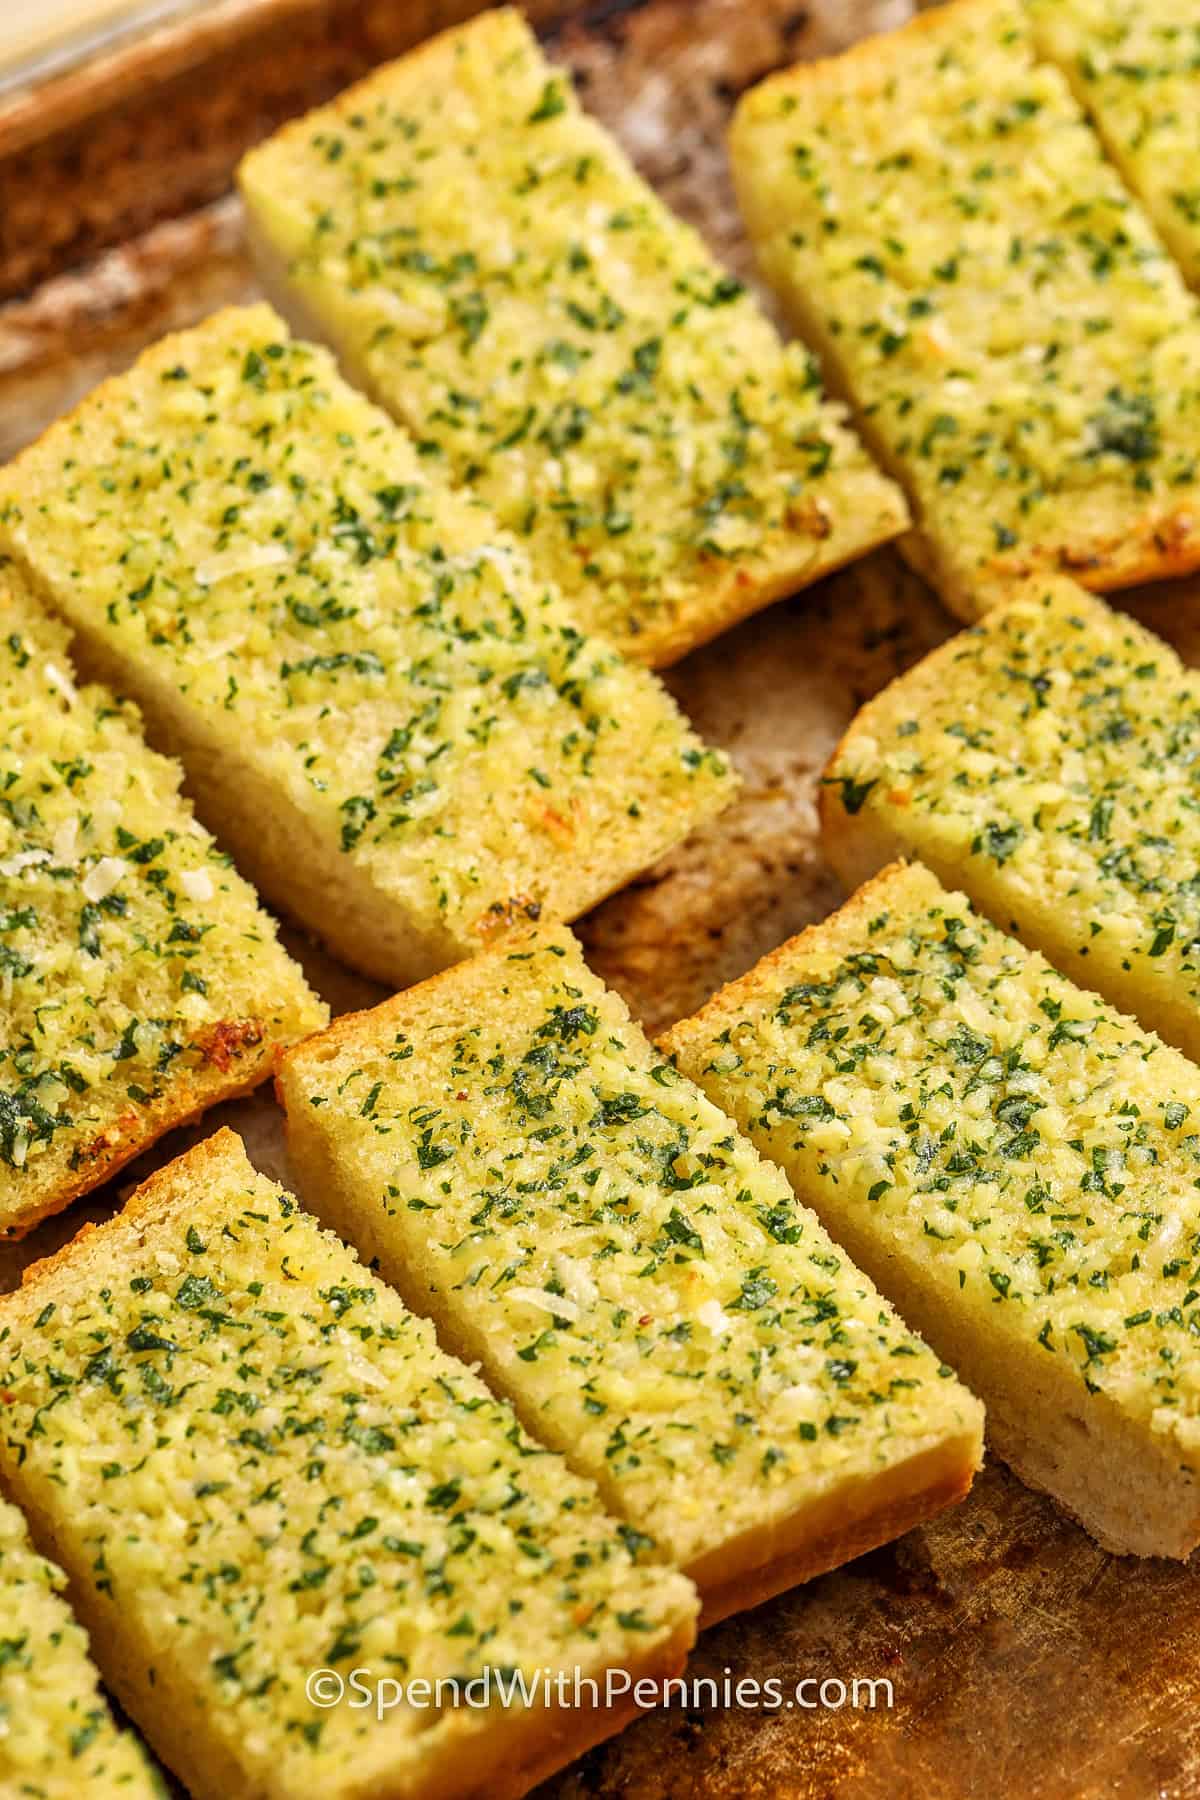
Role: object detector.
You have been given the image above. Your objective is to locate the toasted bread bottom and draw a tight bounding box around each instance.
[693,1434,978,1627]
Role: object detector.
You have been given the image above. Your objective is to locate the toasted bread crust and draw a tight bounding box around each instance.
[696,1439,977,1628]
[660,861,914,1063]
[734,0,1001,108]
[7,1127,702,1800]
[6,1030,280,1244]
[665,862,1200,1558]
[239,11,908,665]
[411,1617,696,1800]
[730,0,1200,620]
[15,1125,247,1289]
[281,924,983,1623]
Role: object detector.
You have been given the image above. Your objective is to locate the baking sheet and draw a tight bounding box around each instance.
[2,2,1199,1795]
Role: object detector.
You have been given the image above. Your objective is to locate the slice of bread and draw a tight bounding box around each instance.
[0,1129,698,1800]
[821,578,1200,1063]
[0,565,324,1243]
[277,927,983,1626]
[0,305,735,990]
[1028,0,1200,291]
[0,1491,161,1798]
[729,0,1200,620]
[236,7,909,668]
[664,860,1200,1558]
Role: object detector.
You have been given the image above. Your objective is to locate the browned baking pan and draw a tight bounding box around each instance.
[2,5,1199,1796]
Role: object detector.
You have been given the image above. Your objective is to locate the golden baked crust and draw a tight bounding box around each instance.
[0,566,324,1242]
[238,7,908,666]
[277,926,983,1619]
[665,861,1200,1557]
[1,1128,699,1800]
[820,578,1200,1061]
[730,0,1200,619]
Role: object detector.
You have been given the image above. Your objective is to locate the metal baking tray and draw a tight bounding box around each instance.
[1,3,1198,1795]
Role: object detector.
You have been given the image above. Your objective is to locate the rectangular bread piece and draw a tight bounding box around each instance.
[1027,0,1200,291]
[664,860,1200,1557]
[0,1492,161,1799]
[821,578,1200,1063]
[0,304,734,990]
[0,564,325,1242]
[729,0,1200,620]
[236,6,909,667]
[277,926,984,1625]
[0,1129,698,1800]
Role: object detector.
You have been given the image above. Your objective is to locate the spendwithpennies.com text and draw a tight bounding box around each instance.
[306,1665,895,1721]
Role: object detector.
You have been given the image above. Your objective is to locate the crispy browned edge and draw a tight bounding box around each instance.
[0,601,325,1243]
[423,1615,696,1800]
[694,1441,976,1629]
[7,1124,698,1800]
[277,923,982,1628]
[2,1024,294,1247]
[12,1124,245,1291]
[731,0,1005,117]
[728,0,1200,619]
[273,923,552,1092]
[238,8,910,671]
[623,529,911,672]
